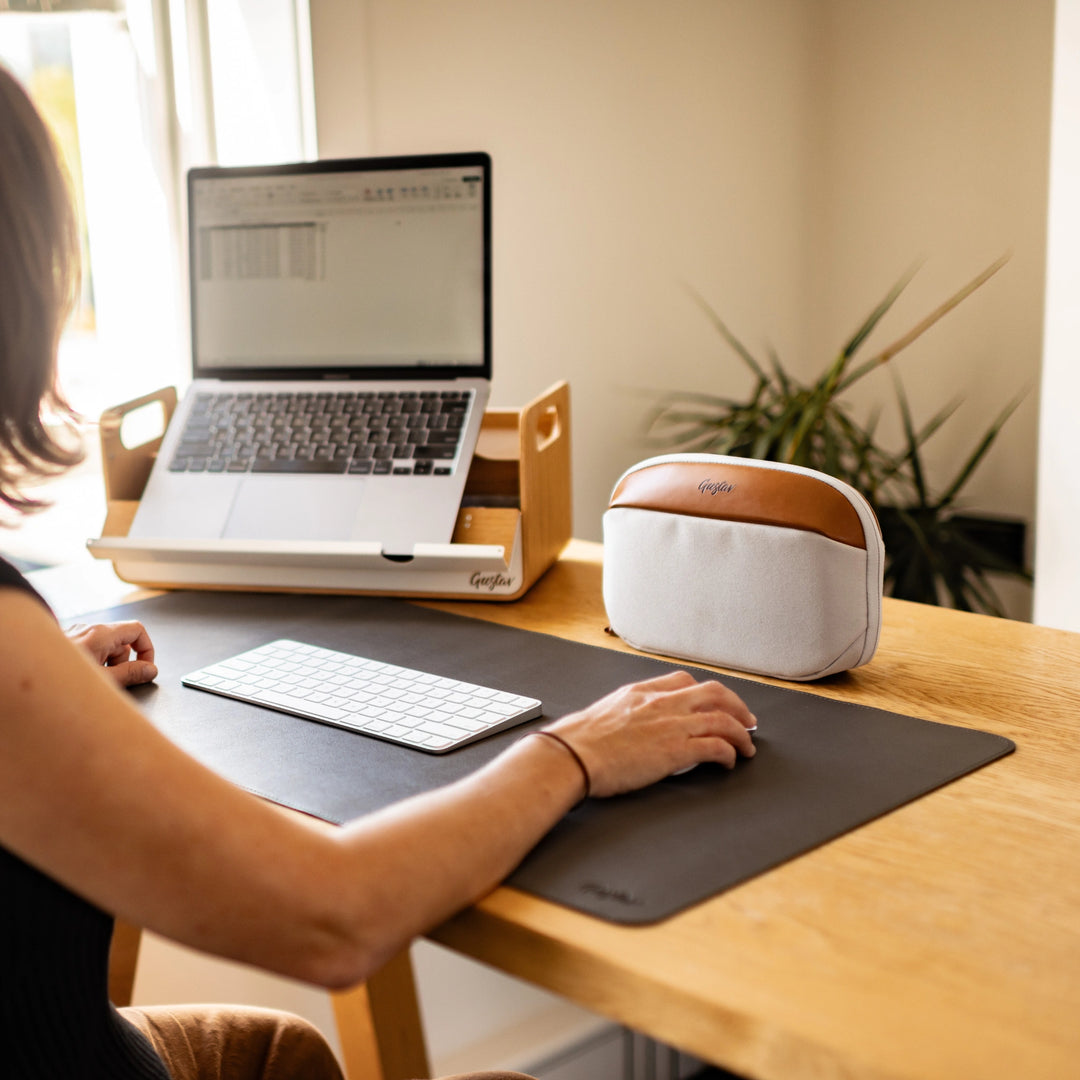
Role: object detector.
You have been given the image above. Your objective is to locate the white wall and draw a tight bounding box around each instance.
[806,0,1053,619]
[311,0,1053,620]
[1035,0,1080,632]
[808,0,1052,491]
[311,0,819,546]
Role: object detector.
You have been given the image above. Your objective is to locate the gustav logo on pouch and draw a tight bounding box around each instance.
[698,478,736,495]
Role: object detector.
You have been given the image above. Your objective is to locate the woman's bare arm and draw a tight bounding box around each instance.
[0,589,754,989]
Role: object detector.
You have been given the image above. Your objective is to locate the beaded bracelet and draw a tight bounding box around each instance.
[529,730,592,800]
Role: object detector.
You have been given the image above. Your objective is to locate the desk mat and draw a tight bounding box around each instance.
[90,590,1014,925]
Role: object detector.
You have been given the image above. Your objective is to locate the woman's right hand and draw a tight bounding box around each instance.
[542,671,758,798]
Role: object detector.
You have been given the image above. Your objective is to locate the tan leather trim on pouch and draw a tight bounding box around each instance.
[609,460,869,549]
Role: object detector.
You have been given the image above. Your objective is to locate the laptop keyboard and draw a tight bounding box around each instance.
[182,639,543,753]
[168,389,473,477]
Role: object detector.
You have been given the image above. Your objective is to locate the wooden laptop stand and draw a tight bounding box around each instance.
[90,382,572,601]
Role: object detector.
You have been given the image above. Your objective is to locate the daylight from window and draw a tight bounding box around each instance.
[0,1,309,423]
[0,8,185,420]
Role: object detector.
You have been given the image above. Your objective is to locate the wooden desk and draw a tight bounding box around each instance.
[398,539,1080,1080]
[100,540,1080,1080]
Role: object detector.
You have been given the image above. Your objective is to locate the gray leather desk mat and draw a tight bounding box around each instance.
[95,590,1014,925]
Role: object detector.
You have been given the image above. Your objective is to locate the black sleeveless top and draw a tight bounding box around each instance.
[0,556,170,1079]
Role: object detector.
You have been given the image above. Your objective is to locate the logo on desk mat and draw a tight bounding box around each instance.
[580,881,644,907]
[698,478,736,495]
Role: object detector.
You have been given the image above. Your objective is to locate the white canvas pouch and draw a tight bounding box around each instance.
[602,454,884,681]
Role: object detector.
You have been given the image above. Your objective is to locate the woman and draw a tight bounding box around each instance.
[0,65,757,1080]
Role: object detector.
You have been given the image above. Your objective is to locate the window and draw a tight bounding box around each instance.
[0,0,312,566]
[1,4,183,418]
[204,0,315,167]
[0,0,313,419]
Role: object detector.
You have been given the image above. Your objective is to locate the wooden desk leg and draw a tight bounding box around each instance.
[109,919,144,1008]
[332,948,430,1080]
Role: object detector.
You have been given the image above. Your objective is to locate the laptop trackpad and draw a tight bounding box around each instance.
[223,477,366,542]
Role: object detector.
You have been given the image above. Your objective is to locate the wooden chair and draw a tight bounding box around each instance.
[109,921,430,1080]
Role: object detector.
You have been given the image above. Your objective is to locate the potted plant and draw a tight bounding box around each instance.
[644,257,1031,615]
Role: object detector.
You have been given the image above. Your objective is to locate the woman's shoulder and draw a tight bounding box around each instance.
[0,554,50,609]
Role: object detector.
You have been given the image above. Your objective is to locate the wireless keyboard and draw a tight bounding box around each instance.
[182,639,543,753]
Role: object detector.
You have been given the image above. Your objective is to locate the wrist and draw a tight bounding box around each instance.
[524,730,591,802]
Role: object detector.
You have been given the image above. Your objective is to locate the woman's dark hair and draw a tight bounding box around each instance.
[0,64,84,518]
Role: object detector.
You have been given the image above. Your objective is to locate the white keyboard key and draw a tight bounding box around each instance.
[422,738,454,750]
[484,700,525,717]
[256,689,347,722]
[448,717,489,733]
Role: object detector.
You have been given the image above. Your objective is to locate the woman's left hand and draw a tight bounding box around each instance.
[64,620,158,687]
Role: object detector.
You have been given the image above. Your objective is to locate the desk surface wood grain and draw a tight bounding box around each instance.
[421,540,1080,1080]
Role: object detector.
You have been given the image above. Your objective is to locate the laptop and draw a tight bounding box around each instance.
[128,152,492,557]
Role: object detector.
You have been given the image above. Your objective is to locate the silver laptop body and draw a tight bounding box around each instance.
[129,152,492,558]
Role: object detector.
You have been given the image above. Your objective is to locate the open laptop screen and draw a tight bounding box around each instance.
[187,152,491,381]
